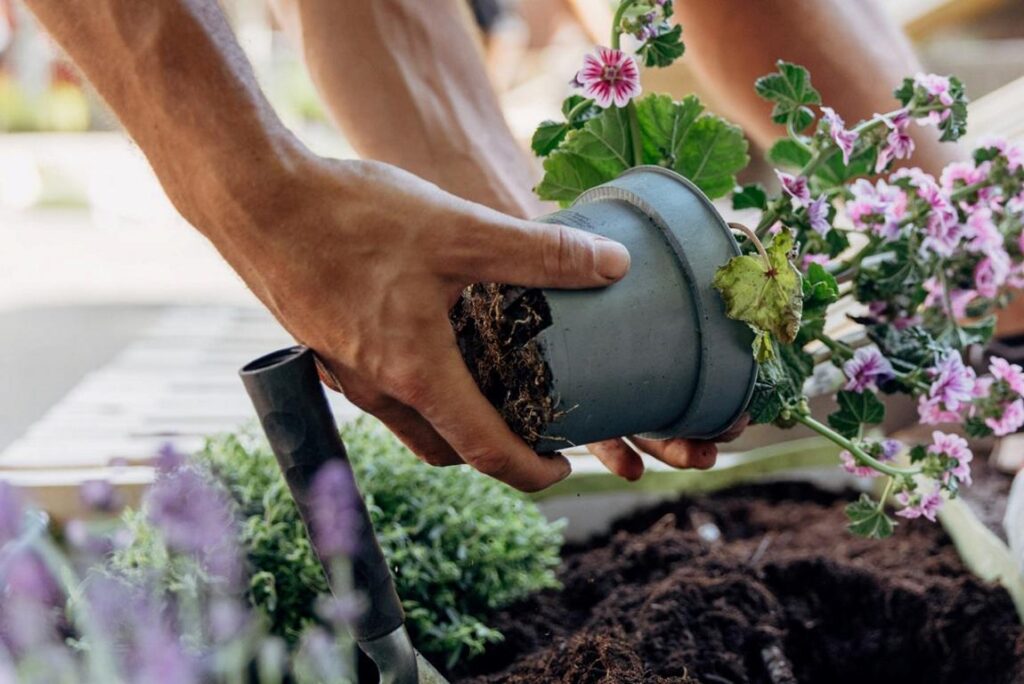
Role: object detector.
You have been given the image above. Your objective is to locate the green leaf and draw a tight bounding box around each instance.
[712,229,803,344]
[803,263,839,314]
[755,61,822,130]
[827,389,885,438]
[561,94,600,125]
[732,183,768,211]
[767,138,812,169]
[535,107,633,204]
[531,120,569,157]
[636,94,749,199]
[845,494,895,539]
[960,316,996,347]
[753,329,774,362]
[637,24,685,67]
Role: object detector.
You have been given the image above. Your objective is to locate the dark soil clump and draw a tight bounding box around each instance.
[452,284,558,445]
[453,482,1024,684]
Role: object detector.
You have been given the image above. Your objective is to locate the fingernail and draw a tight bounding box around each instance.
[594,237,631,280]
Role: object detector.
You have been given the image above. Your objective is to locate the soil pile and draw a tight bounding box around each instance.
[454,482,1024,684]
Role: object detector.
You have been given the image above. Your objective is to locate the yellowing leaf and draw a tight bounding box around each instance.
[712,231,803,344]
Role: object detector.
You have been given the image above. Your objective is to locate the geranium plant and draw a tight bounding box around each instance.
[536,0,1024,538]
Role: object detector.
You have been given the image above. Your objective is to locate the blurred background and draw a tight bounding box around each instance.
[2,0,1024,511]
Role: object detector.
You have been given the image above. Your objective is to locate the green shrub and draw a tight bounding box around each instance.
[111,417,563,666]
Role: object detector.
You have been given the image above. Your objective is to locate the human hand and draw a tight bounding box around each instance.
[588,415,750,481]
[223,153,633,491]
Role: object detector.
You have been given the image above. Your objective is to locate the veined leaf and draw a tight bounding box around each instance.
[531,120,569,157]
[535,107,633,204]
[637,24,685,68]
[755,60,821,131]
[636,94,749,199]
[828,389,885,438]
[846,494,895,539]
[712,229,803,344]
[732,183,768,211]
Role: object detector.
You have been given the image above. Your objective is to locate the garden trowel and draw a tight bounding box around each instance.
[240,346,448,684]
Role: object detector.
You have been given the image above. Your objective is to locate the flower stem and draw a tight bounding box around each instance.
[565,97,595,122]
[610,0,637,49]
[626,100,644,166]
[877,475,897,512]
[792,412,921,478]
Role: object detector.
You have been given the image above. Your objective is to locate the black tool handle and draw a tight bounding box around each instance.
[240,346,404,642]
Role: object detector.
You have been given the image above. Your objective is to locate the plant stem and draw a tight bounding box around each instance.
[610,0,636,49]
[792,412,921,477]
[877,476,896,512]
[565,97,594,122]
[729,222,770,266]
[625,101,644,166]
[610,1,644,167]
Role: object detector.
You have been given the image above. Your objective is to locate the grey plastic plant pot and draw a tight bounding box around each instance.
[531,166,756,452]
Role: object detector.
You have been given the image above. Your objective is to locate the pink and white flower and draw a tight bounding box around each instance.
[896,485,944,522]
[802,253,830,271]
[820,106,858,164]
[913,73,954,127]
[807,195,830,235]
[940,161,987,193]
[875,110,914,173]
[977,135,1024,172]
[986,398,1024,437]
[927,351,976,412]
[963,207,1002,253]
[846,178,907,240]
[776,170,811,208]
[839,450,877,478]
[929,431,973,486]
[843,347,894,393]
[576,47,642,109]
[974,249,1010,299]
[990,356,1024,395]
[918,395,962,425]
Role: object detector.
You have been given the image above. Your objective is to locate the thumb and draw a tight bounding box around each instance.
[453,218,631,289]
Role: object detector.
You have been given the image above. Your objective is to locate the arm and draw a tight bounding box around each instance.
[675,0,959,174]
[271,0,738,478]
[269,0,540,217]
[24,0,636,491]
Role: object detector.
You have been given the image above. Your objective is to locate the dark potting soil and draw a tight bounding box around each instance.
[453,482,1024,684]
[452,284,558,445]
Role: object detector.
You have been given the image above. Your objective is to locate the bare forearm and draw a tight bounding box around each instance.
[676,0,958,173]
[273,0,540,216]
[23,0,306,241]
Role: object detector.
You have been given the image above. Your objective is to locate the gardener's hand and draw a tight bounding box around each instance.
[588,415,750,481]
[231,156,632,492]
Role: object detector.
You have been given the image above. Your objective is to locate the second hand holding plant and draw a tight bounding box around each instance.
[532,0,1024,537]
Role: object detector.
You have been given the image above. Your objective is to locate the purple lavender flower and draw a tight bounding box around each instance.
[927,352,976,412]
[79,479,122,513]
[129,608,200,684]
[806,195,830,236]
[3,549,62,608]
[310,462,359,558]
[145,467,242,583]
[155,442,187,474]
[881,439,903,460]
[986,398,1024,437]
[896,485,943,522]
[776,170,811,208]
[843,347,894,393]
[819,106,857,164]
[0,482,23,548]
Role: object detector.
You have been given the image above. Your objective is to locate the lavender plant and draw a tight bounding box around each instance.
[538,0,1024,537]
[0,472,357,684]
